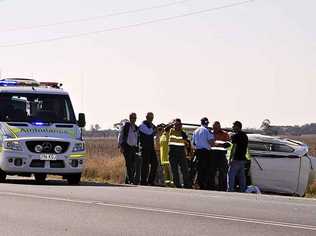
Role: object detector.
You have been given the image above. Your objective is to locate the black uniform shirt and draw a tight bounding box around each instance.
[231,131,248,161]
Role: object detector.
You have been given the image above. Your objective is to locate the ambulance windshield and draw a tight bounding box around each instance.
[0,93,76,124]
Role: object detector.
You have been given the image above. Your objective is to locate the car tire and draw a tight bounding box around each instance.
[67,174,81,185]
[0,170,6,183]
[34,173,47,184]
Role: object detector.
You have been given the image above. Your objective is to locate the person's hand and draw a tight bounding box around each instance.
[119,145,124,154]
[223,142,231,148]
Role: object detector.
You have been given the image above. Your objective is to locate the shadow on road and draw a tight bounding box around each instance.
[3,177,135,188]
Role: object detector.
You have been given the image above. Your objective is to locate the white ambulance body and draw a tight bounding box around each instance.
[0,79,86,184]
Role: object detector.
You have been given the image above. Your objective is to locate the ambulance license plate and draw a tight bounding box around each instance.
[40,154,57,161]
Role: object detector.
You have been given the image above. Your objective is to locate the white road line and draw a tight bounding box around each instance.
[1,191,316,231]
[0,191,94,205]
[94,202,316,231]
[126,187,316,206]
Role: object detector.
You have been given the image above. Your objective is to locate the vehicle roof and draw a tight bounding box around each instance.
[247,134,304,146]
[0,86,68,95]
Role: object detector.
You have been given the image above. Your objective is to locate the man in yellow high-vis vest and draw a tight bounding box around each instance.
[168,119,192,188]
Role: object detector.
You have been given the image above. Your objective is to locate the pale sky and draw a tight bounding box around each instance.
[0,0,315,129]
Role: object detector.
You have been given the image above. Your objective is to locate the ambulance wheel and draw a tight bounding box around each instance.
[67,174,81,185]
[34,173,47,184]
[0,170,6,182]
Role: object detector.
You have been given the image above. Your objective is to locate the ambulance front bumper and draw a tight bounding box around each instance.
[0,150,85,174]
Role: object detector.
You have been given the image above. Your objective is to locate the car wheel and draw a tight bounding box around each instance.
[34,173,47,184]
[67,174,81,185]
[0,170,6,183]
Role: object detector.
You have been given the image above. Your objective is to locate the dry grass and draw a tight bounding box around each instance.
[306,180,316,198]
[82,138,125,184]
[285,134,316,156]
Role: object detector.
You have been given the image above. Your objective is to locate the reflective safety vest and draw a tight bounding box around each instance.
[226,142,251,161]
[211,140,228,152]
[168,128,187,147]
[160,132,170,165]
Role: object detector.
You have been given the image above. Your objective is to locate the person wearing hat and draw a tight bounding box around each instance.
[192,117,215,190]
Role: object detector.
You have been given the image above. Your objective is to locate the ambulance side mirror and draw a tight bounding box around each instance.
[78,113,86,128]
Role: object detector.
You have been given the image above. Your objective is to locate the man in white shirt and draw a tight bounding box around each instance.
[192,117,215,190]
[118,113,139,184]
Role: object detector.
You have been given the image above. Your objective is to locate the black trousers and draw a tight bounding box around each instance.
[123,145,139,184]
[134,154,142,185]
[169,146,192,188]
[196,149,213,190]
[141,148,158,185]
[211,150,228,191]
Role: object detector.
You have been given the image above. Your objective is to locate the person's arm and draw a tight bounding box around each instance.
[118,125,124,152]
[191,132,196,149]
[182,131,193,157]
[231,133,237,144]
[182,131,189,146]
[214,132,230,147]
[165,121,175,131]
[139,124,154,135]
[224,132,230,142]
[118,126,124,145]
[207,131,215,147]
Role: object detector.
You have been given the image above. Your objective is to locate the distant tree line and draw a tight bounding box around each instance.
[263,123,316,136]
[83,121,316,138]
[83,124,118,138]
[260,119,316,136]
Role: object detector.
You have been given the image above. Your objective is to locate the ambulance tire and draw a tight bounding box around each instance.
[34,173,47,184]
[0,170,6,183]
[67,174,81,185]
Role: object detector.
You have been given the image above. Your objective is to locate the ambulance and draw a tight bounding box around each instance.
[0,78,86,184]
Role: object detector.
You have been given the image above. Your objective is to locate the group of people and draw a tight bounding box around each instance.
[118,112,158,186]
[117,112,249,192]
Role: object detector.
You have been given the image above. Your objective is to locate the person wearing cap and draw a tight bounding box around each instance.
[168,118,192,188]
[192,117,215,190]
[211,121,230,191]
[228,121,248,192]
[139,112,158,186]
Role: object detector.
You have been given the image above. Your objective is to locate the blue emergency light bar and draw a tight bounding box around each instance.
[32,122,49,126]
[0,78,61,88]
[0,80,18,86]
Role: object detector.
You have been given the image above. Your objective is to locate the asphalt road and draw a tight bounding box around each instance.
[0,177,315,236]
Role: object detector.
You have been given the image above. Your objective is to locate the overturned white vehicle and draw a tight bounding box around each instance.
[248,134,316,196]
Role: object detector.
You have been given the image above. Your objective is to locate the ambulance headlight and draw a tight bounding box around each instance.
[35,145,43,153]
[72,143,85,152]
[4,140,23,151]
[54,145,63,154]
